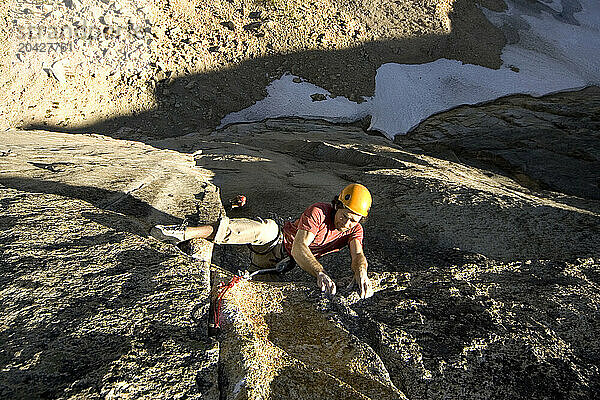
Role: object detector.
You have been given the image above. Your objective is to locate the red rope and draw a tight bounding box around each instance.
[213,275,242,328]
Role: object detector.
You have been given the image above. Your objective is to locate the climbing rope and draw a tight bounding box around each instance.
[212,259,295,329]
[213,275,242,329]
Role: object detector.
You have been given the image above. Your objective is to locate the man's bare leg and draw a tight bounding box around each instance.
[151,223,216,244]
[151,217,278,246]
[184,225,216,241]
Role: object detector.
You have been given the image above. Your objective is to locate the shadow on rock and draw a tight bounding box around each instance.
[0,177,180,230]
[0,330,130,399]
[400,87,600,201]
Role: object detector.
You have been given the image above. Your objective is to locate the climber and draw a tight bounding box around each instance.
[151,183,374,299]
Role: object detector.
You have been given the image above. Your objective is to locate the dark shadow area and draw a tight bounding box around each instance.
[473,340,590,399]
[0,331,130,399]
[368,282,495,365]
[462,259,600,398]
[0,253,132,398]
[0,216,17,232]
[22,0,506,142]
[477,260,600,369]
[0,177,181,229]
[400,87,600,201]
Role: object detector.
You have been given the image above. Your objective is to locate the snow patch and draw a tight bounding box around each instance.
[218,73,370,129]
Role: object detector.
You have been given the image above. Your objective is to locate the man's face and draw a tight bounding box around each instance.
[334,207,362,232]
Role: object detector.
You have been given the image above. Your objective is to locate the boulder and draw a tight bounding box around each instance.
[397,87,600,201]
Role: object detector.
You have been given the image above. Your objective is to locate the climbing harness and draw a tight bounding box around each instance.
[247,223,283,256]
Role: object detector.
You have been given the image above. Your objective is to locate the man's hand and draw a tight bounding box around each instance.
[349,239,373,299]
[317,272,337,296]
[354,271,373,299]
[292,229,337,295]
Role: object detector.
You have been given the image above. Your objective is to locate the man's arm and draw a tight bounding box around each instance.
[291,229,336,295]
[350,239,373,299]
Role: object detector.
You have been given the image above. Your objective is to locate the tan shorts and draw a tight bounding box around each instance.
[213,216,285,269]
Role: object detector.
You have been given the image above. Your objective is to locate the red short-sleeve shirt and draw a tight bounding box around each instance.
[282,202,363,258]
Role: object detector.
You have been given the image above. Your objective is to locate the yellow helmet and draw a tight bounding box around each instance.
[338,183,372,217]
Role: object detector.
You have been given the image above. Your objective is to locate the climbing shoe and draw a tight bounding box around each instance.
[150,224,185,244]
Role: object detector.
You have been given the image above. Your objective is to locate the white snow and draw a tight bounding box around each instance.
[218,73,370,128]
[219,0,600,138]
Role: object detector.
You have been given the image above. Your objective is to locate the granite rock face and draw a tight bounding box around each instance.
[0,131,221,399]
[214,256,600,400]
[213,271,407,400]
[1,88,600,399]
